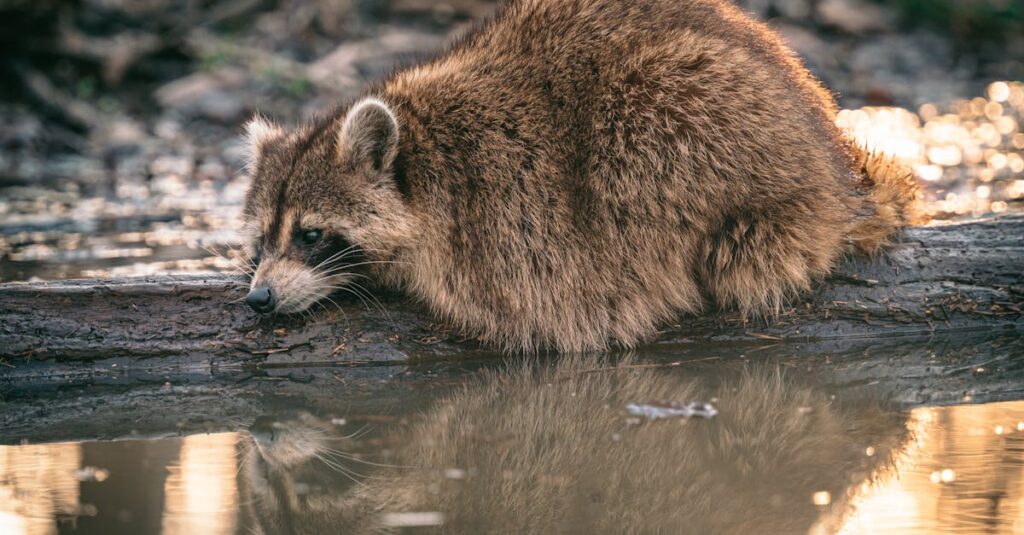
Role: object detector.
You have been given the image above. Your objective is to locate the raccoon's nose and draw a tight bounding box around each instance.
[246,286,276,313]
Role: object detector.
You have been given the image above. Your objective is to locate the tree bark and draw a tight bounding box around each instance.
[2,215,1022,364]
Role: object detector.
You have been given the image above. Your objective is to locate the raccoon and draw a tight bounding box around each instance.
[240,0,922,352]
[236,361,909,534]
[236,411,373,535]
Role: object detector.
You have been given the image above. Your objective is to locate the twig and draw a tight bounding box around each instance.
[746,332,784,341]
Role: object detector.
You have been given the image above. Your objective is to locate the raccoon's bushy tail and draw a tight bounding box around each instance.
[847,147,927,254]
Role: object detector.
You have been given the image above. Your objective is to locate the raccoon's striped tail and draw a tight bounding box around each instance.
[847,147,928,254]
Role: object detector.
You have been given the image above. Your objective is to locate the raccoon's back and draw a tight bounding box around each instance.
[451,0,839,114]
[397,0,854,202]
[383,0,864,352]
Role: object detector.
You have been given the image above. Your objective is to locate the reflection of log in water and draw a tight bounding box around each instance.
[234,361,909,533]
[1,215,1021,362]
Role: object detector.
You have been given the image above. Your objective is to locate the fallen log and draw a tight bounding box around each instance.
[1,215,1022,364]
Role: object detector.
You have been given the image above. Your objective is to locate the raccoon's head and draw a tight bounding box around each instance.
[239,97,418,314]
[247,412,332,469]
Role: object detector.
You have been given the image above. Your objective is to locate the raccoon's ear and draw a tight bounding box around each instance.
[242,115,285,172]
[337,97,399,174]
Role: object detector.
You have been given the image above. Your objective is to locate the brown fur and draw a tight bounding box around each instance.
[237,361,909,534]
[241,0,921,352]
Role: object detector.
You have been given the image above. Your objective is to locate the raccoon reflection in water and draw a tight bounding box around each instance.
[237,358,908,534]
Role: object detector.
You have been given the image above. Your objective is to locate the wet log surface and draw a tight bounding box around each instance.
[2,215,1022,364]
[1,215,1023,443]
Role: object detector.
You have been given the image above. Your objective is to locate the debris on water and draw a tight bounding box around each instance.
[380,512,445,527]
[74,466,110,482]
[444,468,466,480]
[625,401,718,421]
[812,491,832,506]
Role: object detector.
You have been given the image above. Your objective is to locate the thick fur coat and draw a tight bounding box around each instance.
[242,0,921,352]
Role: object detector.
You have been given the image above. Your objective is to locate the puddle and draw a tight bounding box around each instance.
[5,360,1024,534]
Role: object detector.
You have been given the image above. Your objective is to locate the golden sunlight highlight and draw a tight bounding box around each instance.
[837,81,1024,219]
[835,401,1024,534]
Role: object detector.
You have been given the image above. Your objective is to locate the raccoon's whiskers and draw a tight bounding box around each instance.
[298,305,317,324]
[312,244,364,272]
[342,423,375,441]
[308,270,350,285]
[200,242,228,258]
[344,282,391,321]
[319,294,351,325]
[314,259,410,280]
[315,279,386,320]
[332,259,412,270]
[313,452,392,481]
[235,452,248,479]
[330,284,386,320]
[312,452,367,485]
[202,243,255,277]
[308,266,391,321]
[319,447,407,469]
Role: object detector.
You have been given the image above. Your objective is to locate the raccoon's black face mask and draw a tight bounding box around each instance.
[239,98,417,315]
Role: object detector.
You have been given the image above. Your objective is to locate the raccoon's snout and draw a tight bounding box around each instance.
[247,285,276,313]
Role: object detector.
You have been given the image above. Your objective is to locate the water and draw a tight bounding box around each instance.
[5,353,1024,534]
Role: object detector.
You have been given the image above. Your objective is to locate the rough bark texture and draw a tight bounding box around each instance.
[2,215,1023,443]
[2,215,1022,364]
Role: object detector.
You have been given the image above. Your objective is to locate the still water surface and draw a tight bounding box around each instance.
[4,360,1024,534]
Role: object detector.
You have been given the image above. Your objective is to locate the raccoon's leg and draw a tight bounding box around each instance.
[700,212,840,317]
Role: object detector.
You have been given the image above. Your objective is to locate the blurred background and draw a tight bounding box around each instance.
[0,0,1022,282]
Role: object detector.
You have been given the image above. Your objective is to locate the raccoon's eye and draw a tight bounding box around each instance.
[299,229,322,246]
